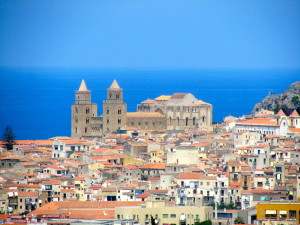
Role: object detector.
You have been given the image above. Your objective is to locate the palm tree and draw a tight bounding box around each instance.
[234,216,245,224]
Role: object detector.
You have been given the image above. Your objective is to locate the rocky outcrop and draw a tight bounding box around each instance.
[251,81,300,114]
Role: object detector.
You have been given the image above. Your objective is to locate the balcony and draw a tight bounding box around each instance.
[8,201,18,206]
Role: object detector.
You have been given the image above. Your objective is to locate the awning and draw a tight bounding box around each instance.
[260,196,266,200]
[180,214,186,221]
[279,210,287,215]
[266,210,276,214]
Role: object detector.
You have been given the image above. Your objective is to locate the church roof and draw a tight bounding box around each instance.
[290,109,299,117]
[276,109,286,116]
[198,100,208,104]
[170,93,188,99]
[155,95,171,101]
[127,112,165,118]
[109,80,121,89]
[142,99,155,104]
[78,79,88,91]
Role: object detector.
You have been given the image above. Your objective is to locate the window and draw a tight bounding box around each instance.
[162,214,168,218]
[107,108,109,114]
[54,145,58,150]
[186,117,189,126]
[118,108,122,114]
[86,118,90,124]
[289,210,296,219]
[45,185,52,190]
[71,146,75,151]
[60,145,63,150]
[279,210,287,219]
[86,107,90,114]
[170,214,176,218]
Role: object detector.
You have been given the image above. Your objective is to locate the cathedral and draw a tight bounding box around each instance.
[71,80,212,139]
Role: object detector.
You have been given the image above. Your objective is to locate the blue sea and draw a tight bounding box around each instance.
[0,67,299,140]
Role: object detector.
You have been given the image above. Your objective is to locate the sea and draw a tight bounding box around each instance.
[0,67,299,140]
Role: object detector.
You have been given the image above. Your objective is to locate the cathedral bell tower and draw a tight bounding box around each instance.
[71,80,97,138]
[103,80,127,133]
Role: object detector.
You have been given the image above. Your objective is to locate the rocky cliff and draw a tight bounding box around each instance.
[251,81,300,115]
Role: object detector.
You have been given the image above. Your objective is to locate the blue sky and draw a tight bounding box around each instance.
[0,0,299,69]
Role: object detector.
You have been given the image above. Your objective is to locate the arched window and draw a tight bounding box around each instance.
[85,127,88,133]
[107,119,109,124]
[107,108,109,115]
[86,118,90,124]
[86,107,90,114]
[202,116,206,123]
[118,108,122,114]
[193,117,196,126]
[186,117,189,126]
[75,127,77,133]
[118,118,121,124]
[116,94,120,99]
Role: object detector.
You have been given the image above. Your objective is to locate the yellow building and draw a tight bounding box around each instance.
[115,199,213,225]
[74,177,85,201]
[256,202,300,225]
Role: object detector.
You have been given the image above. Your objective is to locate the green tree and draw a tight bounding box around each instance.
[195,220,212,225]
[234,216,245,224]
[141,174,148,181]
[291,96,300,108]
[2,126,16,150]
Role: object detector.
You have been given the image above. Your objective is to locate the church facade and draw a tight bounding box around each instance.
[71,80,212,139]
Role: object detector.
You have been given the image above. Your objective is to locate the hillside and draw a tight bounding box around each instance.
[251,81,300,115]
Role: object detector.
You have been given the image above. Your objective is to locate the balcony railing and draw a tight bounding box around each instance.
[8,201,18,206]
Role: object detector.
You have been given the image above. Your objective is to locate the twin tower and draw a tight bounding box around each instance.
[71,80,127,139]
[72,79,213,139]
